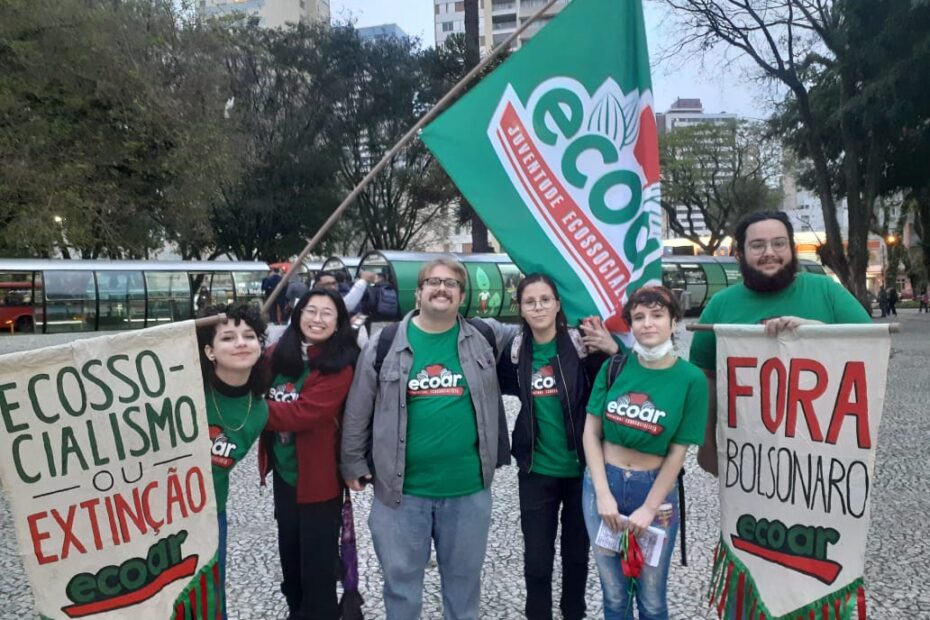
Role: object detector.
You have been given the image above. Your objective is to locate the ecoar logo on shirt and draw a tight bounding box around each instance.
[267,382,299,403]
[531,365,559,397]
[605,392,666,436]
[209,425,237,469]
[408,364,465,397]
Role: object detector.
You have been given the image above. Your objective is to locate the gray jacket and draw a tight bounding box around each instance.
[340,312,514,508]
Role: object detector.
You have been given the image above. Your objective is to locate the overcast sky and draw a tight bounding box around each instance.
[330,0,773,118]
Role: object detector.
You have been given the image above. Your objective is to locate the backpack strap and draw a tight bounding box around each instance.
[604,352,627,390]
[373,322,400,377]
[465,318,497,359]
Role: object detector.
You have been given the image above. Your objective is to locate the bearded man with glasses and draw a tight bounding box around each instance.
[341,258,513,620]
[688,210,872,476]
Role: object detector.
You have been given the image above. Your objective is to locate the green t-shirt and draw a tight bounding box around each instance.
[207,385,269,513]
[404,322,483,498]
[689,272,872,371]
[587,355,708,456]
[267,367,312,487]
[530,339,581,477]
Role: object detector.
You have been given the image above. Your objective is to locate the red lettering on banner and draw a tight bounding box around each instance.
[827,362,871,448]
[786,358,828,441]
[495,103,631,311]
[727,357,757,428]
[759,358,786,434]
[27,511,57,565]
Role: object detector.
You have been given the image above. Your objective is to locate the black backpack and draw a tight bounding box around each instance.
[604,352,688,566]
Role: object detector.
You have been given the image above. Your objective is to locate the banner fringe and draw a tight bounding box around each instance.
[708,536,866,620]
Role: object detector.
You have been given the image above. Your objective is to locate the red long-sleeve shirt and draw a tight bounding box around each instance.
[259,347,354,504]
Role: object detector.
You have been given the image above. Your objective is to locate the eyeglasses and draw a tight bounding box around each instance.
[746,237,790,255]
[421,277,462,290]
[302,306,336,321]
[521,296,556,310]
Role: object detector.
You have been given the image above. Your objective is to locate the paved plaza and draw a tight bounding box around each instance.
[1,310,928,618]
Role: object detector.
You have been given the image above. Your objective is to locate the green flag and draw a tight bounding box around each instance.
[422,0,661,340]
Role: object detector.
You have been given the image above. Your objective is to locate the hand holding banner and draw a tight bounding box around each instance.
[710,324,890,619]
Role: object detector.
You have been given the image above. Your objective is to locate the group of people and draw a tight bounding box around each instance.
[876,285,899,317]
[198,209,870,620]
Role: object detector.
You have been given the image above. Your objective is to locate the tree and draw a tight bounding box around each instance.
[662,0,930,304]
[659,120,781,254]
[0,0,235,258]
[420,34,510,253]
[211,21,349,261]
[329,32,457,251]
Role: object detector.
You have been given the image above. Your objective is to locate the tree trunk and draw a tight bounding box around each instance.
[462,0,487,253]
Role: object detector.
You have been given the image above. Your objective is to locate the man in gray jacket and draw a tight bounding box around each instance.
[342,257,510,620]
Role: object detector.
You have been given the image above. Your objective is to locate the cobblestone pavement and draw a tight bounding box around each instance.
[1,311,928,618]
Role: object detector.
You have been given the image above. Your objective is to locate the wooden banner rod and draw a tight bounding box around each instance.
[686,322,901,333]
[193,313,227,328]
[261,0,562,316]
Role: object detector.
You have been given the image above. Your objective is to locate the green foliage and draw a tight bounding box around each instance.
[0,0,235,258]
[659,120,782,254]
[665,0,930,303]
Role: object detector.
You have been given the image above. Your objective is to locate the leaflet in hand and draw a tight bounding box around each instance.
[595,516,667,567]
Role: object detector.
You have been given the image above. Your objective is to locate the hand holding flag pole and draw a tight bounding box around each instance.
[261,0,562,317]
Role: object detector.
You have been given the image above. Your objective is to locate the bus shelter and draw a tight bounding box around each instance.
[357,251,524,320]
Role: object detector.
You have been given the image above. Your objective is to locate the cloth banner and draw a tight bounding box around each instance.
[0,322,219,619]
[710,324,890,620]
[421,0,662,342]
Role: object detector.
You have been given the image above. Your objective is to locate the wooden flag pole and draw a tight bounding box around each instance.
[261,0,562,316]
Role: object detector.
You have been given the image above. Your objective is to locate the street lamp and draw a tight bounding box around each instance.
[884,232,898,289]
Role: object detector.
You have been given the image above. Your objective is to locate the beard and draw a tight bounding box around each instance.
[739,252,799,293]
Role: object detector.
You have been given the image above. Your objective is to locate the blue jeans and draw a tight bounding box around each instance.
[582,466,679,620]
[218,511,228,620]
[369,489,492,620]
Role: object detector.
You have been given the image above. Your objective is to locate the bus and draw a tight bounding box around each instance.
[0,259,269,335]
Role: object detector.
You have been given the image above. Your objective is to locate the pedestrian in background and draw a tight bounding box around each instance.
[920,289,929,313]
[878,286,889,317]
[260,289,358,620]
[197,302,271,618]
[887,286,899,316]
[496,273,617,620]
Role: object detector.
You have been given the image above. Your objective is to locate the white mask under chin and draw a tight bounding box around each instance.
[632,338,676,362]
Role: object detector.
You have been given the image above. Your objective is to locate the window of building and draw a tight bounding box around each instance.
[442,21,454,32]
[455,1,464,9]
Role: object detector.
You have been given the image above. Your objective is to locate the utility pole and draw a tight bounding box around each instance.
[463,0,492,252]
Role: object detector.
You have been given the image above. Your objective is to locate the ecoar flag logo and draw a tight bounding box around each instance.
[422,0,662,339]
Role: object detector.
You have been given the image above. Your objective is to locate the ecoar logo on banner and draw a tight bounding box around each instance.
[488,77,662,334]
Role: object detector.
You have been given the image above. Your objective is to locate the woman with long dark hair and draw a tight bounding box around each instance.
[196,302,272,616]
[582,285,708,620]
[259,289,359,620]
[496,273,618,620]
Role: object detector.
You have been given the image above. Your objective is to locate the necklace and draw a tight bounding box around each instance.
[210,388,253,433]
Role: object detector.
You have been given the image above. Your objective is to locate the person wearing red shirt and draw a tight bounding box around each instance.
[260,289,358,620]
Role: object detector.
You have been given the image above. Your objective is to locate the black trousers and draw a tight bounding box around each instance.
[518,470,589,620]
[273,471,342,620]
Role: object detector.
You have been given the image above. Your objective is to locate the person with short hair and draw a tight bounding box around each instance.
[196,302,271,617]
[583,285,707,620]
[690,210,872,476]
[341,257,511,620]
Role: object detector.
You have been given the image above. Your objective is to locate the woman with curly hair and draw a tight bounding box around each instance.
[196,302,272,615]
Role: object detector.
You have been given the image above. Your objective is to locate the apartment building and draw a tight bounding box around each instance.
[200,0,330,28]
[434,0,570,53]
